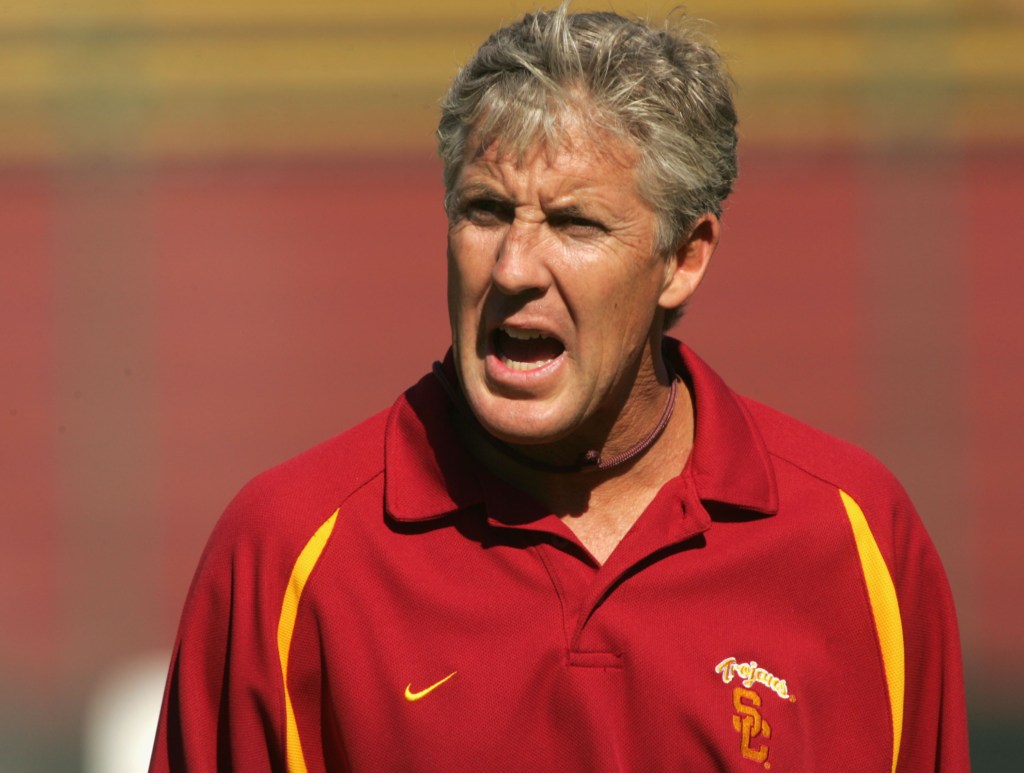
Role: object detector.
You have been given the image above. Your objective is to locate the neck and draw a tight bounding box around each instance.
[481,369,696,565]
[432,362,679,475]
[435,354,695,521]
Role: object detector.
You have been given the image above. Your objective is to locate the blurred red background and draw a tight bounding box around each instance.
[1,1,1022,768]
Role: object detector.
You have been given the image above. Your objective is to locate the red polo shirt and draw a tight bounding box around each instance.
[151,341,969,772]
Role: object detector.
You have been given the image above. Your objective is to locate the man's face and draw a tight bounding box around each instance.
[446,123,685,453]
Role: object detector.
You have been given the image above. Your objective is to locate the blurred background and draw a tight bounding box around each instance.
[1,0,1022,769]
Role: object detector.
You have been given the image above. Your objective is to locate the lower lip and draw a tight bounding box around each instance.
[484,350,565,390]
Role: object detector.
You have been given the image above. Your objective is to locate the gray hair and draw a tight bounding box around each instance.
[438,4,738,264]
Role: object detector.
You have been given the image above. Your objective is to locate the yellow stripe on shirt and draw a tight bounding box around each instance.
[839,489,904,773]
[277,509,339,773]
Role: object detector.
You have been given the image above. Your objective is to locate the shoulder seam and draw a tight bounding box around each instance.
[765,448,852,492]
[337,466,385,514]
[286,466,383,597]
[740,395,893,496]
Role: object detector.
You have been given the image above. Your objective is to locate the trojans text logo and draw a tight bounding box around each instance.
[715,657,794,768]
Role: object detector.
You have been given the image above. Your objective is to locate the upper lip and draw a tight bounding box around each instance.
[490,321,564,344]
[501,327,558,342]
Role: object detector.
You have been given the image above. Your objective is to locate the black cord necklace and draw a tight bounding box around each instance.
[431,361,678,474]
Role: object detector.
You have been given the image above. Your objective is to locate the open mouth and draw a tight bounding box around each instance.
[493,327,565,371]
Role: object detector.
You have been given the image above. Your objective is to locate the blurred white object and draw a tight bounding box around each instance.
[82,653,169,773]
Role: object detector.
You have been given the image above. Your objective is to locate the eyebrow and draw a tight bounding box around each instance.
[455,182,506,200]
[548,203,588,217]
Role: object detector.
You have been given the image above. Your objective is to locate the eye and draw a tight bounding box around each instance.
[549,212,606,236]
[463,198,513,226]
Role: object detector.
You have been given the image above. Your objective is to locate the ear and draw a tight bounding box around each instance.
[657,213,720,311]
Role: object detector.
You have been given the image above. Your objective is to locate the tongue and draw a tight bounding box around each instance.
[496,331,564,363]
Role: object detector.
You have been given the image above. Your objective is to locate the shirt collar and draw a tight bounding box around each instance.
[667,340,778,515]
[384,352,482,521]
[384,339,778,522]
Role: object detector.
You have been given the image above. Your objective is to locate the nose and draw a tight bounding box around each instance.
[491,219,552,296]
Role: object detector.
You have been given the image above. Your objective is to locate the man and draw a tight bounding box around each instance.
[151,7,970,772]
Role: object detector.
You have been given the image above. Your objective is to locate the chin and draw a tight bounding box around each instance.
[469,390,579,448]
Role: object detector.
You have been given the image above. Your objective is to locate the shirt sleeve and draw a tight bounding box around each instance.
[149,500,289,772]
[891,492,971,772]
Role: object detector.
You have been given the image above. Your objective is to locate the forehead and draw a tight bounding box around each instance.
[459,120,642,195]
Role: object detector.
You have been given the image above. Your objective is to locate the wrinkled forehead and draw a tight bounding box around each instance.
[462,105,640,182]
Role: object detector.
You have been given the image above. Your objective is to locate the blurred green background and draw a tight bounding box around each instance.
[1,1,1022,769]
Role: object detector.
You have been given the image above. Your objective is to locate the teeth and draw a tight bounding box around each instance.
[502,327,550,341]
[501,357,553,371]
[496,326,561,371]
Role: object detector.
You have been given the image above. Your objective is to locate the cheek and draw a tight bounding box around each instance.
[447,233,494,297]
[593,272,663,339]
[445,249,462,310]
[573,257,653,318]
[446,246,474,306]
[446,245,473,331]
